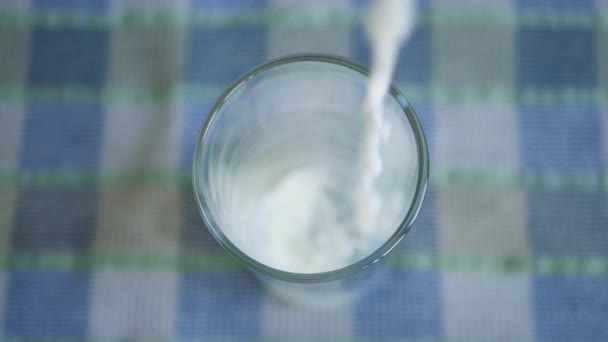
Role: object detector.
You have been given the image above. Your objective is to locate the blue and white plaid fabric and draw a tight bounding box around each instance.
[0,0,607,341]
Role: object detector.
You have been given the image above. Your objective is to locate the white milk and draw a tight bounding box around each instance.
[208,0,416,274]
[356,0,415,233]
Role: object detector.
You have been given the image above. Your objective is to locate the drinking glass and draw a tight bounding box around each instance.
[192,54,428,306]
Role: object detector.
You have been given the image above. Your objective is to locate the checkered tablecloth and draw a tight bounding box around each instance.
[0,0,607,341]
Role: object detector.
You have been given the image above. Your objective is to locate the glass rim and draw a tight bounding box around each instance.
[192,53,429,283]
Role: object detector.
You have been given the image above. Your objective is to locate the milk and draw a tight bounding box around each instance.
[356,0,415,233]
[205,0,416,275]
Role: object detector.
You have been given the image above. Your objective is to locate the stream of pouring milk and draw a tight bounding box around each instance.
[221,0,415,274]
[356,0,415,234]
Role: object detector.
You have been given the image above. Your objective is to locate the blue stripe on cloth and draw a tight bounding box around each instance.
[12,188,98,252]
[354,27,432,85]
[519,105,603,171]
[28,29,110,87]
[180,99,215,255]
[33,0,109,12]
[354,270,441,339]
[3,271,91,338]
[189,0,267,11]
[399,188,437,252]
[0,273,5,334]
[527,192,608,256]
[15,102,101,253]
[181,99,212,171]
[20,103,103,171]
[185,27,266,85]
[515,0,595,10]
[517,27,596,88]
[534,275,608,341]
[177,273,261,339]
